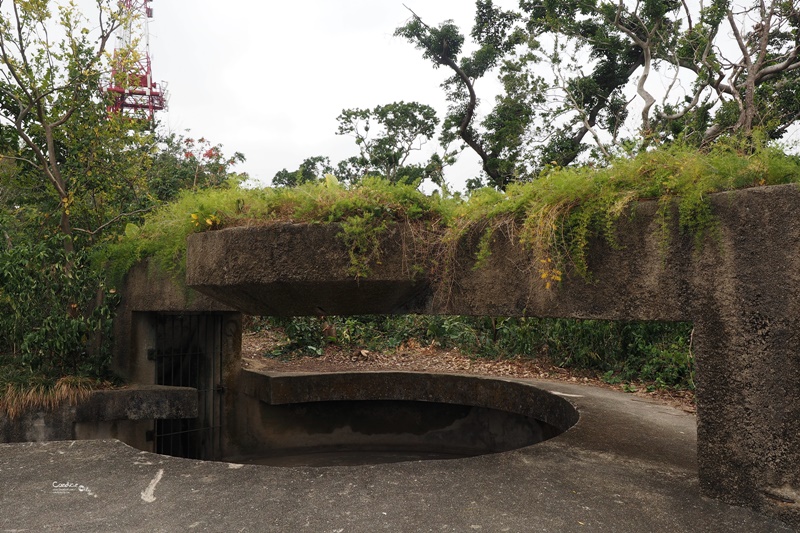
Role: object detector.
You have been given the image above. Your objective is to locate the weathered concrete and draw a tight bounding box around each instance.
[74,385,199,422]
[113,259,242,387]
[0,385,197,446]
[111,259,243,457]
[187,222,429,316]
[239,370,578,429]
[0,379,793,532]
[186,184,800,526]
[225,370,577,462]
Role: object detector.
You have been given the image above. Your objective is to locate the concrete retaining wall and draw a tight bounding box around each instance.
[0,385,197,449]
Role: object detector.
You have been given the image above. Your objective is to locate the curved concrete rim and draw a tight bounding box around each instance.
[238,369,581,434]
[0,377,793,532]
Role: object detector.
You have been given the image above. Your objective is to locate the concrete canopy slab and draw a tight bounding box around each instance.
[75,386,199,422]
[187,223,429,316]
[0,379,793,532]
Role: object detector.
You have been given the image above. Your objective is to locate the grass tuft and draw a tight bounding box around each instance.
[0,371,105,419]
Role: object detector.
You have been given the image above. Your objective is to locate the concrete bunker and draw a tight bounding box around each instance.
[3,184,799,528]
[0,262,242,457]
[100,262,581,470]
[185,184,800,528]
[1,260,578,468]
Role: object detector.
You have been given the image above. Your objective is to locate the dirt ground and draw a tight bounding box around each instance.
[241,327,696,413]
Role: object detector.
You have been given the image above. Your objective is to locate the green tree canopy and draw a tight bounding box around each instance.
[336,101,440,184]
[0,0,154,249]
[0,1,247,391]
[273,101,451,188]
[397,0,800,188]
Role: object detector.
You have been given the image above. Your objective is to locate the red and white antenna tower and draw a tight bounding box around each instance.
[107,0,167,123]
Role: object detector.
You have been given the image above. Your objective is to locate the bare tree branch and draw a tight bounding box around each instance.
[613,0,657,133]
[73,207,154,237]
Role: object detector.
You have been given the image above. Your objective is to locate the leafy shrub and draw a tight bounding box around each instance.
[255,314,694,390]
[534,319,694,389]
[0,235,118,377]
[0,235,117,414]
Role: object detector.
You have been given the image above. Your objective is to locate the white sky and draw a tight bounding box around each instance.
[144,1,516,190]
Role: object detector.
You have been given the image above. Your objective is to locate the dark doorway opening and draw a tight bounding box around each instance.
[152,313,223,460]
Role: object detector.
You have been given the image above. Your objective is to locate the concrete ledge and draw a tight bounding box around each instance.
[1,385,197,444]
[239,370,578,433]
[187,223,429,316]
[75,385,198,422]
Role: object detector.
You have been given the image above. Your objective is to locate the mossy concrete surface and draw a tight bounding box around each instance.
[186,223,429,316]
[187,183,800,527]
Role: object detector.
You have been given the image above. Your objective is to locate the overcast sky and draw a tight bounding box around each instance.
[143,1,515,190]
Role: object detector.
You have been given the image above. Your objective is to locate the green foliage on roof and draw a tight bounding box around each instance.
[107,137,800,284]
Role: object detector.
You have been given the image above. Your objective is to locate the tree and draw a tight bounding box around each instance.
[148,132,245,200]
[0,0,137,250]
[525,0,800,145]
[335,101,439,184]
[705,1,800,141]
[0,2,250,388]
[398,1,800,186]
[396,2,527,189]
[272,155,334,188]
[274,101,451,189]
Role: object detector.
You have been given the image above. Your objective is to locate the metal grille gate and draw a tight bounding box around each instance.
[152,313,223,460]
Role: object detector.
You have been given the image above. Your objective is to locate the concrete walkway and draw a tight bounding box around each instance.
[0,380,794,532]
